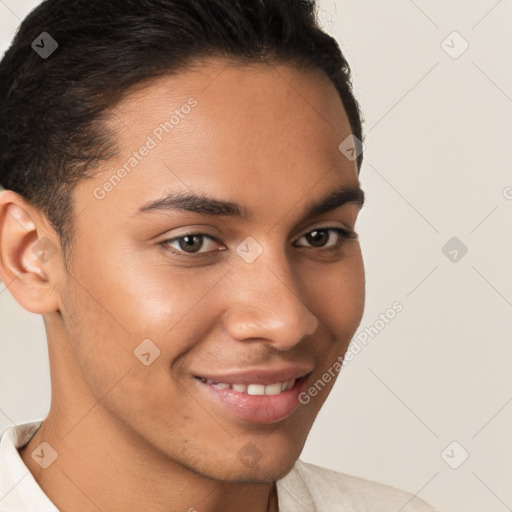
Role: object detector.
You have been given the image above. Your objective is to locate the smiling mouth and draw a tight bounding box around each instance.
[192,370,313,424]
[195,376,303,395]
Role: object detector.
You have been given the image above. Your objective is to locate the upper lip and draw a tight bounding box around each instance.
[195,364,314,385]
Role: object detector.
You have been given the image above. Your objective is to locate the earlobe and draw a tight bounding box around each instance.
[0,190,61,314]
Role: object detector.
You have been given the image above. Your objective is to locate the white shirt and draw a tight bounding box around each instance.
[0,421,441,511]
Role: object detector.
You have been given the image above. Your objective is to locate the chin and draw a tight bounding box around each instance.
[177,441,301,484]
[229,444,302,483]
[236,459,298,484]
[205,459,298,485]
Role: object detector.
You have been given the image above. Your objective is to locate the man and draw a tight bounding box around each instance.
[0,0,441,510]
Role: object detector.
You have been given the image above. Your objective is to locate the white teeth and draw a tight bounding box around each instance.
[247,384,266,395]
[203,378,298,395]
[285,378,296,391]
[265,383,283,395]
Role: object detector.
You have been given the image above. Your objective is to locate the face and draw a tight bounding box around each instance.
[51,59,365,483]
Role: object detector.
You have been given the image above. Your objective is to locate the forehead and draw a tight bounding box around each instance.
[114,58,347,127]
[78,59,359,225]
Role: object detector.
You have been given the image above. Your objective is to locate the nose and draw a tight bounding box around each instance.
[221,257,319,351]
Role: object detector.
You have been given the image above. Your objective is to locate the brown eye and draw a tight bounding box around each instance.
[160,233,223,257]
[295,227,357,249]
[176,234,205,253]
[304,229,330,248]
[160,227,357,261]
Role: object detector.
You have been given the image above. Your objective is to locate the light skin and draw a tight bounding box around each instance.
[0,58,365,512]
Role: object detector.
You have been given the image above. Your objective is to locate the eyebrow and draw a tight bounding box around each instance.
[136,184,365,221]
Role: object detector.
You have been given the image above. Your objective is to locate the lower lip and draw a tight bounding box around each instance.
[194,377,309,424]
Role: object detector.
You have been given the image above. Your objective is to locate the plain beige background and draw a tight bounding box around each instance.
[1,1,511,511]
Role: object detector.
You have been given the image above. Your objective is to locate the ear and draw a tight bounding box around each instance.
[0,189,61,314]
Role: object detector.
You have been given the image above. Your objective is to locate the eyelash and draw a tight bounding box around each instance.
[159,227,357,260]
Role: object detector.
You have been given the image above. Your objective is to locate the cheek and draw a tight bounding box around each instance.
[112,261,231,353]
[60,272,208,437]
[59,252,233,422]
[308,248,365,333]
[71,240,228,346]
